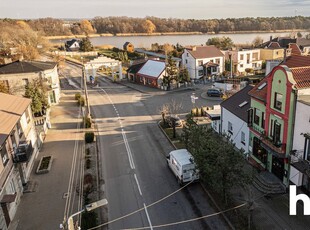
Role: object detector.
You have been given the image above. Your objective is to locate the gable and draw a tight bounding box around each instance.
[137,60,166,78]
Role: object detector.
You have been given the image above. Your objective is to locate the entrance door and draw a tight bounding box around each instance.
[271,155,284,180]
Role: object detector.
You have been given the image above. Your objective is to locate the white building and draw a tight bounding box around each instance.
[220,85,253,155]
[181,46,225,80]
[0,93,39,229]
[225,49,262,75]
[290,96,310,191]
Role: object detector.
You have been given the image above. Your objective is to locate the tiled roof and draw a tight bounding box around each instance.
[291,67,310,89]
[0,61,57,74]
[296,38,310,48]
[282,55,310,68]
[288,43,302,56]
[186,45,224,59]
[0,93,31,146]
[221,85,253,122]
[248,77,268,102]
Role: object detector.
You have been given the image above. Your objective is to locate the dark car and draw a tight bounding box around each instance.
[207,88,223,97]
[165,116,183,127]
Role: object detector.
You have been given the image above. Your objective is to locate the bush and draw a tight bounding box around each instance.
[86,159,91,169]
[85,132,95,143]
[78,96,85,106]
[84,117,92,128]
[75,93,81,100]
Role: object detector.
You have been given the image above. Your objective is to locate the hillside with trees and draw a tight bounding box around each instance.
[2,16,309,36]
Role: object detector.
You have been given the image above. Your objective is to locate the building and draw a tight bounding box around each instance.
[123,42,134,53]
[65,39,80,51]
[0,60,60,105]
[181,46,225,80]
[0,93,39,229]
[127,60,146,82]
[225,49,262,75]
[220,85,253,155]
[135,59,166,88]
[248,55,310,186]
[290,96,310,193]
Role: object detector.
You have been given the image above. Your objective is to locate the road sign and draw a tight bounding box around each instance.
[191,94,198,104]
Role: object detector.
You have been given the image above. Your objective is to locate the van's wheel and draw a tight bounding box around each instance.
[178,178,183,186]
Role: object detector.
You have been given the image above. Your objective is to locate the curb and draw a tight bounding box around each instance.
[158,120,235,230]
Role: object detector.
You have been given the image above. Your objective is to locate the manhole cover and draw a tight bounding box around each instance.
[63,193,69,199]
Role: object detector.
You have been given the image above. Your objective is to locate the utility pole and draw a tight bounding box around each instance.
[82,65,91,119]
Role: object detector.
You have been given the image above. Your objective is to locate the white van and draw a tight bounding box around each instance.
[167,149,199,185]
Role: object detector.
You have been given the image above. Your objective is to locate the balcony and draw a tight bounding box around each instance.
[259,134,286,155]
[13,141,33,163]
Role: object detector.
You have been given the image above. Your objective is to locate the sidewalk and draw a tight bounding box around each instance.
[9,87,83,230]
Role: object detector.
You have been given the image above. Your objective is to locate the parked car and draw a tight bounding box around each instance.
[207,88,223,97]
[165,115,183,127]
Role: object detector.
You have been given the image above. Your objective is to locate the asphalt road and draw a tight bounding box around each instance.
[88,78,229,230]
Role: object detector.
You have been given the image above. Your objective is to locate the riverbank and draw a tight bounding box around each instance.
[45,29,308,40]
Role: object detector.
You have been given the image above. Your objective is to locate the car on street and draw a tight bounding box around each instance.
[207,88,223,97]
[165,115,183,127]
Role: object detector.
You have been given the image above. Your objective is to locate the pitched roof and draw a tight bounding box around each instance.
[65,39,80,47]
[186,46,224,59]
[268,42,281,49]
[127,61,146,74]
[0,60,57,74]
[248,77,268,102]
[221,85,253,122]
[291,67,310,89]
[137,60,166,78]
[288,43,302,56]
[0,93,31,146]
[296,38,310,48]
[282,55,310,68]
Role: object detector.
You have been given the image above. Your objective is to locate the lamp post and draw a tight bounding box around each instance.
[66,198,108,230]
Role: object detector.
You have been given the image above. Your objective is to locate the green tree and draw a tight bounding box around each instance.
[182,120,250,204]
[178,67,190,83]
[206,36,234,50]
[79,36,93,52]
[163,55,178,89]
[24,79,48,114]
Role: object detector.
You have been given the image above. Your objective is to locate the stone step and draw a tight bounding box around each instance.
[253,174,285,194]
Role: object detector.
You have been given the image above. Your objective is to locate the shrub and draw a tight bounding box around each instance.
[85,132,95,143]
[86,159,91,169]
[75,93,81,100]
[78,96,85,106]
[84,117,92,128]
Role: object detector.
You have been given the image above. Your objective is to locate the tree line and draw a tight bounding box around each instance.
[1,16,310,37]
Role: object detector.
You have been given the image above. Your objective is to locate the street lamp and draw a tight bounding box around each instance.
[66,198,108,230]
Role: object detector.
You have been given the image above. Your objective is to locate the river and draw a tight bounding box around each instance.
[50,31,307,49]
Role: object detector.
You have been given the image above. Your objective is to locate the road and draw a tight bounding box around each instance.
[87,76,229,230]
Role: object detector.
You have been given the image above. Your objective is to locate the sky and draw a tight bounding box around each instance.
[0,0,310,19]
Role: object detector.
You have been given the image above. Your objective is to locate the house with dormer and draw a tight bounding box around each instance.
[0,61,60,105]
[248,54,310,186]
[181,46,225,80]
[0,93,39,229]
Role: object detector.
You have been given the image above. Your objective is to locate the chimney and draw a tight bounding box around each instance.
[270,36,273,41]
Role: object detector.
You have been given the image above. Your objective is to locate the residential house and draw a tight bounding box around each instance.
[225,49,262,75]
[248,54,310,186]
[123,42,134,53]
[220,85,253,155]
[65,39,80,51]
[181,46,225,80]
[290,96,310,193]
[0,93,39,229]
[135,59,166,88]
[0,60,60,105]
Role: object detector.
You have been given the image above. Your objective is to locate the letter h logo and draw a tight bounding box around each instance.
[290,185,310,215]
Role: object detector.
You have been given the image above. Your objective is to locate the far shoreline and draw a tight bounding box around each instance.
[45,29,307,40]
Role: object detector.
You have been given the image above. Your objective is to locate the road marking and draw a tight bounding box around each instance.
[144,203,153,230]
[134,174,142,196]
[121,129,135,169]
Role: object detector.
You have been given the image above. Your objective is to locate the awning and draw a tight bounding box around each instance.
[1,194,17,204]
[260,141,286,158]
[204,62,219,68]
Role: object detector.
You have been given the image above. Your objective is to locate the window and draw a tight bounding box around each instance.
[261,112,265,128]
[25,107,31,123]
[186,53,189,57]
[185,59,188,64]
[247,108,253,127]
[0,143,9,166]
[241,132,246,145]
[252,52,258,60]
[240,64,244,68]
[240,54,244,60]
[198,60,203,66]
[247,54,250,64]
[254,108,260,125]
[274,92,283,111]
[305,135,310,161]
[270,119,274,138]
[16,121,23,138]
[228,121,233,134]
[215,58,220,64]
[198,70,204,76]
[273,121,281,145]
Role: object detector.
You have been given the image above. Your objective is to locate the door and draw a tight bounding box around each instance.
[271,155,284,181]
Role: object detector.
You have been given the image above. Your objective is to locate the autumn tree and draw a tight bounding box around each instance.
[0,81,10,94]
[143,19,156,34]
[252,36,264,47]
[178,67,190,83]
[80,20,95,35]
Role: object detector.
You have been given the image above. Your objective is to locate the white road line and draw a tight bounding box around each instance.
[143,203,153,230]
[134,174,143,196]
[121,129,136,169]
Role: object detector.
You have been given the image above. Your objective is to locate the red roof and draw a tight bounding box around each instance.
[288,43,302,56]
[248,77,268,102]
[291,67,310,89]
[268,42,281,49]
[186,46,224,59]
[283,55,310,68]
